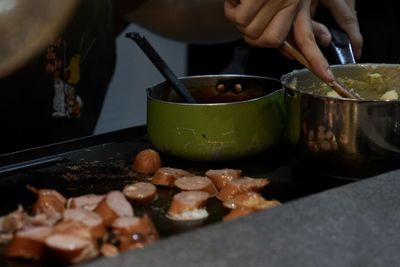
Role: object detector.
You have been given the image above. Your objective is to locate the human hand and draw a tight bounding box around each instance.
[312,0,363,59]
[224,0,303,48]
[224,0,335,82]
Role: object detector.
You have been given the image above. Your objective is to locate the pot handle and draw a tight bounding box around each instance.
[329,28,356,64]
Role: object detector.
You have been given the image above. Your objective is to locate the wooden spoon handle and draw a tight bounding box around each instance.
[282,41,360,100]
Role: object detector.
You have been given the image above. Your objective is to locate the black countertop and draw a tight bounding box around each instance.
[0,126,399,267]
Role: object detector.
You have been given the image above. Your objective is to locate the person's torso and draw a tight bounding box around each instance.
[0,0,116,154]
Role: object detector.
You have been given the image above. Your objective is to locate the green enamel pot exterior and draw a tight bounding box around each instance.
[147,75,285,161]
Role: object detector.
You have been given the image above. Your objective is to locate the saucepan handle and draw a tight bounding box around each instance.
[329,28,356,65]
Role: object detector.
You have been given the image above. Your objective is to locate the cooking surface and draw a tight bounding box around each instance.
[0,125,393,266]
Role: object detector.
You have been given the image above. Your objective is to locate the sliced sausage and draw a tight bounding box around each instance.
[174,176,217,196]
[45,233,98,264]
[151,167,194,187]
[27,186,67,221]
[205,168,242,189]
[24,213,59,228]
[94,191,134,226]
[216,177,269,202]
[132,148,161,174]
[122,182,158,205]
[111,214,159,252]
[63,208,106,239]
[0,205,26,234]
[167,191,210,221]
[52,221,93,240]
[223,206,256,221]
[46,221,98,264]
[5,226,53,261]
[67,194,105,211]
[222,191,281,210]
[100,243,119,257]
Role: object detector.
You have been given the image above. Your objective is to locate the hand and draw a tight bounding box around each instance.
[312,0,363,59]
[224,0,336,82]
[224,0,303,48]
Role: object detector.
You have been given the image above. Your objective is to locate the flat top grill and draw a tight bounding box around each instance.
[0,126,361,266]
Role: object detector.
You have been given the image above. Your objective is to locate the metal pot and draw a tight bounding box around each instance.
[147,74,284,161]
[282,63,400,178]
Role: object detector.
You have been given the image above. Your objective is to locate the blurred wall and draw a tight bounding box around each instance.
[95,23,187,134]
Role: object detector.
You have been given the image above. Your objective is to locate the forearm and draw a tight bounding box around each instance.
[123,0,241,44]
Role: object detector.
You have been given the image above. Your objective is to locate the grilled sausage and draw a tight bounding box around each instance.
[94,191,134,226]
[100,243,119,257]
[0,205,26,235]
[205,168,242,189]
[122,182,158,205]
[27,186,67,221]
[63,208,106,239]
[223,206,256,221]
[174,176,218,196]
[5,226,53,261]
[67,194,105,211]
[151,167,194,187]
[222,191,281,210]
[45,233,98,264]
[167,191,210,221]
[111,214,159,252]
[216,177,269,202]
[132,148,161,174]
[45,221,98,264]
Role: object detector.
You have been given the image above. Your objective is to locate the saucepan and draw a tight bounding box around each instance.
[282,63,400,178]
[146,74,285,161]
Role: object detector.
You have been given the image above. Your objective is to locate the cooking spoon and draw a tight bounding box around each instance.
[126,32,197,103]
[282,41,360,99]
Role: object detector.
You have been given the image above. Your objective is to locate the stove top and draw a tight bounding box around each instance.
[0,125,357,266]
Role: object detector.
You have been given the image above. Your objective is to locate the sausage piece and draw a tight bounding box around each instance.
[132,148,161,174]
[222,191,281,210]
[223,206,256,221]
[94,191,134,226]
[27,186,67,221]
[205,168,242,189]
[0,205,26,235]
[111,214,159,251]
[216,177,269,202]
[63,208,106,239]
[67,194,105,211]
[45,233,98,264]
[100,243,119,257]
[122,182,158,205]
[45,221,98,264]
[167,191,210,221]
[5,226,53,261]
[151,167,194,187]
[174,176,218,196]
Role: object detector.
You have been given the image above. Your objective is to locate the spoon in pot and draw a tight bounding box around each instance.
[126,32,197,103]
[281,41,360,99]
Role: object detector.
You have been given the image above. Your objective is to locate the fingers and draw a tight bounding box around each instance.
[320,0,363,59]
[292,1,334,82]
[224,0,301,48]
[224,0,265,29]
[312,20,331,47]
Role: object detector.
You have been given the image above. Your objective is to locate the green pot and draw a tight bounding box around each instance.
[147,75,285,161]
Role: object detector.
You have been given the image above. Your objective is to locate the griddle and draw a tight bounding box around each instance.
[0,125,353,266]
